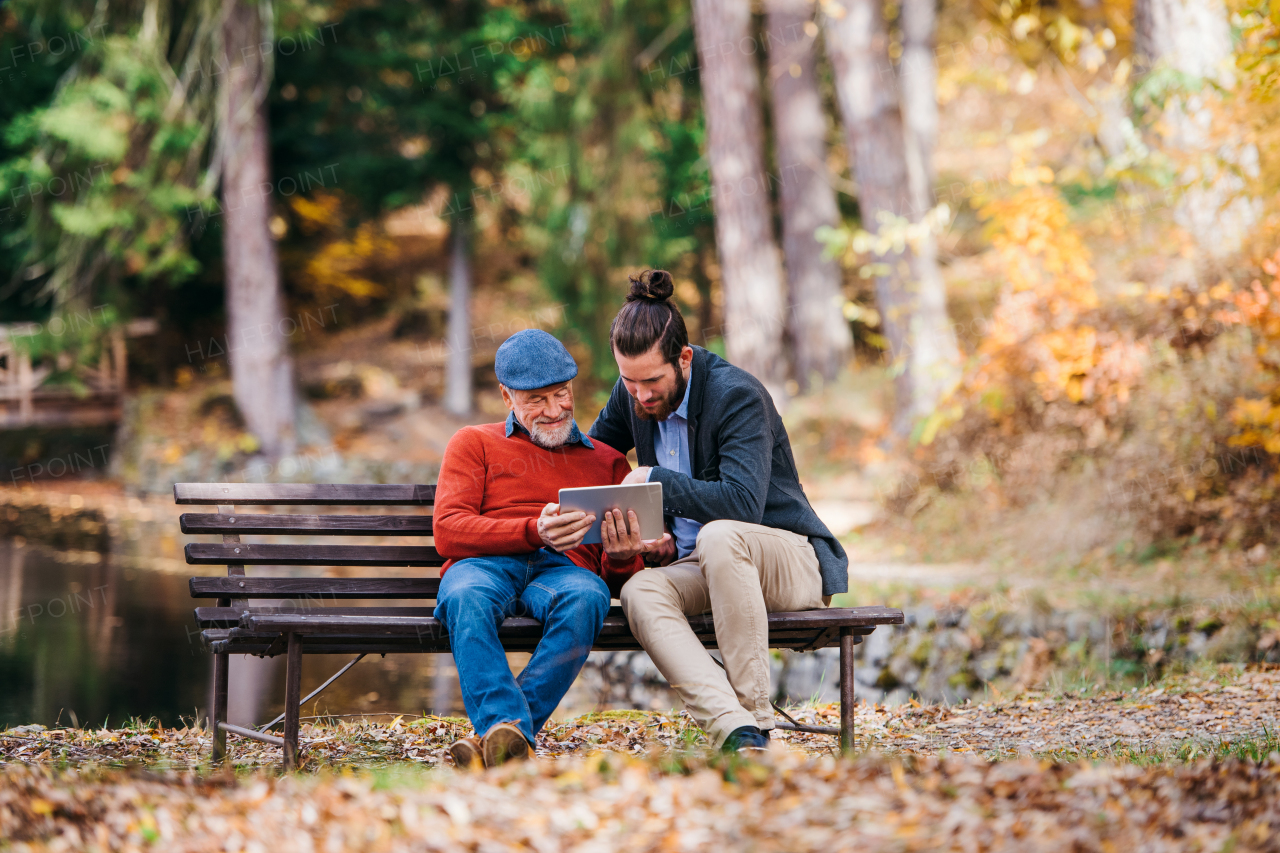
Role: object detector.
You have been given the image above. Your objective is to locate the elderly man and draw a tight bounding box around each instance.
[433,329,667,768]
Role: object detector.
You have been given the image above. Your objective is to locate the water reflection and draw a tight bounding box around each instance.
[0,538,473,729]
[0,540,206,728]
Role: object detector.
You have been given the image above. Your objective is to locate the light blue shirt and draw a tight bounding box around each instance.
[648,367,702,557]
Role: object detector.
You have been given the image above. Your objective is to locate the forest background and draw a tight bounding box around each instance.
[3,0,1280,697]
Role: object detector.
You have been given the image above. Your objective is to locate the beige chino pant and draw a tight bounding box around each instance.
[619,519,827,747]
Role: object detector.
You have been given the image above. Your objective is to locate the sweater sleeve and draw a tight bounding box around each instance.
[433,429,543,559]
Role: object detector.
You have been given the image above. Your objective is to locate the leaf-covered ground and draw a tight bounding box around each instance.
[4,667,1277,770]
[4,746,1280,851]
[2,668,1279,851]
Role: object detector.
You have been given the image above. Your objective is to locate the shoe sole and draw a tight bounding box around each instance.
[448,740,484,769]
[483,727,531,766]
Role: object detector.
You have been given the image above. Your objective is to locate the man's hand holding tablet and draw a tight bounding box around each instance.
[600,508,672,562]
[536,503,596,552]
[557,483,670,562]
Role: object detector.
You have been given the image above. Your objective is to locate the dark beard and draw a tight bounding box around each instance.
[632,367,687,421]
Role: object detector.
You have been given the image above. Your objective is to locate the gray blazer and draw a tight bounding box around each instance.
[588,346,849,596]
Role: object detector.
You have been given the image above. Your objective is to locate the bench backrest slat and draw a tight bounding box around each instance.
[180,513,434,536]
[174,483,436,505]
[186,543,445,567]
[191,577,442,598]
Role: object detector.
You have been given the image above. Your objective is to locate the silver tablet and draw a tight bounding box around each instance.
[557,482,665,545]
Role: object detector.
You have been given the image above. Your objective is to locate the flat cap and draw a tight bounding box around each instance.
[494,329,578,391]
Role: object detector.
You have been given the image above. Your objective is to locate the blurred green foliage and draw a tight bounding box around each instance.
[506,0,709,380]
[0,0,220,339]
[0,0,712,373]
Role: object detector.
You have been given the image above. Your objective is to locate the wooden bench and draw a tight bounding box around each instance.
[178,482,904,768]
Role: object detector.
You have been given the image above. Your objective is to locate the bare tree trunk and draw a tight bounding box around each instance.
[1135,0,1231,79]
[1135,0,1258,256]
[899,0,960,424]
[899,0,937,185]
[692,0,788,402]
[766,0,850,390]
[444,220,472,417]
[220,0,296,458]
[825,0,958,435]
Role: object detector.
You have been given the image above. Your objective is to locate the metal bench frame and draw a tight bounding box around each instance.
[177,483,904,769]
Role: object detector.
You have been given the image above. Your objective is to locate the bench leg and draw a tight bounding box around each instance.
[840,628,856,752]
[283,632,302,771]
[212,652,229,765]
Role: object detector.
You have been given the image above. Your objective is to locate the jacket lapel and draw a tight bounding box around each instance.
[686,347,709,474]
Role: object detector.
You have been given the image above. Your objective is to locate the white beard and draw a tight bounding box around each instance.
[526,415,573,449]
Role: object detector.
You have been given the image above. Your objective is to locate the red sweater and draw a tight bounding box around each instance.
[434,422,644,595]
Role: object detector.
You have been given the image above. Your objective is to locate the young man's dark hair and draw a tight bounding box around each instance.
[609,269,689,367]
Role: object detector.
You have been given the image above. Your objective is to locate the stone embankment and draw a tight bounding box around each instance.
[577,591,1280,710]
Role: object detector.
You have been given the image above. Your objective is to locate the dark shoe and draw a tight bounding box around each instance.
[722,726,771,753]
[482,722,532,766]
[448,736,484,770]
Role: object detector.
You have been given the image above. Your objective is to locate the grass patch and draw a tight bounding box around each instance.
[1019,727,1280,767]
[565,709,655,726]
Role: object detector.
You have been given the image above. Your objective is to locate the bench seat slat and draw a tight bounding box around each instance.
[174,483,436,506]
[190,577,442,599]
[196,604,635,627]
[199,610,869,648]
[202,632,864,655]
[197,608,869,640]
[240,607,900,636]
[186,543,445,567]
[181,513,433,536]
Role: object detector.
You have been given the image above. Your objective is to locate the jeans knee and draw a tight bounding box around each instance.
[437,585,501,630]
[562,575,610,621]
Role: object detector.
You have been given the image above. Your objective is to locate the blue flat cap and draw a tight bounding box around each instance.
[494,329,578,390]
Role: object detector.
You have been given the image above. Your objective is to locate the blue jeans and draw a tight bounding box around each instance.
[435,549,611,744]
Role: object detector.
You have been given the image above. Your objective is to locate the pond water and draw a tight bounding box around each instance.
[0,538,466,730]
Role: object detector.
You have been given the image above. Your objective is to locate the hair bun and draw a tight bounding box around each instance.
[627,269,674,303]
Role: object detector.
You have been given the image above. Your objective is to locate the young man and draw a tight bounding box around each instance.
[589,269,849,752]
[434,329,666,768]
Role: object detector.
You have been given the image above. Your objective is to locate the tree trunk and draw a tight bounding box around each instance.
[219,0,296,457]
[444,219,472,417]
[898,0,960,425]
[899,0,937,186]
[825,0,959,436]
[692,0,789,402]
[1135,0,1232,79]
[765,0,850,389]
[1135,0,1258,257]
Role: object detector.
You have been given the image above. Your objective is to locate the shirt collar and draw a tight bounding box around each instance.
[667,363,693,422]
[505,411,594,449]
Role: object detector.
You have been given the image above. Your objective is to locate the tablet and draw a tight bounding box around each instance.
[557,482,664,546]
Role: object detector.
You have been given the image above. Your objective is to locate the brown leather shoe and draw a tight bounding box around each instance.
[481,722,531,766]
[448,736,485,770]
